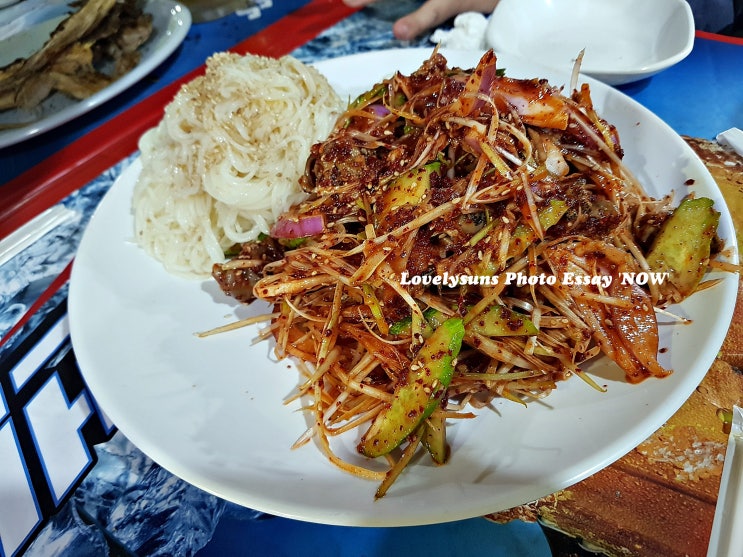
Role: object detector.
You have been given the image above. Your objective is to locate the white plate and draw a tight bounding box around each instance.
[0,0,191,148]
[69,48,738,527]
[486,0,694,85]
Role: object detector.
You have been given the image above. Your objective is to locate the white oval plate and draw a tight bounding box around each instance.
[486,0,694,85]
[69,48,737,527]
[0,0,191,148]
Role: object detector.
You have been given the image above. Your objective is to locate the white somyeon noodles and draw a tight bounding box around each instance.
[132,52,345,277]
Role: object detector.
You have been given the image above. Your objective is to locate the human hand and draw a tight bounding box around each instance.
[342,0,500,41]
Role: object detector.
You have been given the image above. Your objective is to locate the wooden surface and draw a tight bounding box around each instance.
[487,137,743,557]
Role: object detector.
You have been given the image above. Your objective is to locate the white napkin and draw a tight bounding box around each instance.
[430,12,489,51]
[716,128,743,157]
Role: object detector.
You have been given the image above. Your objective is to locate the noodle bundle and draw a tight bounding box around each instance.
[133,52,345,276]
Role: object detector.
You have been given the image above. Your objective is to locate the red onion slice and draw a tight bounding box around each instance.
[270,214,326,238]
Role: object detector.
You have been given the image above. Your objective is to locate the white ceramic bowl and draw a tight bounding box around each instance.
[485,0,694,85]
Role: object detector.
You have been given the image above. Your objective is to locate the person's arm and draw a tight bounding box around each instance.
[342,0,501,40]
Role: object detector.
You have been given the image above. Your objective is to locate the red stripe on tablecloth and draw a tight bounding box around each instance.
[0,261,72,350]
[0,0,358,239]
[233,0,357,58]
[695,30,743,46]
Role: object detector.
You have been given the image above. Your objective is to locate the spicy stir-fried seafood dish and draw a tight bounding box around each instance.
[203,49,730,498]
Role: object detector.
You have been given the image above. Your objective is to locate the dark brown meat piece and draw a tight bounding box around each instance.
[212,238,285,304]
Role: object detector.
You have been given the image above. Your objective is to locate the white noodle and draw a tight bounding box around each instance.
[132,52,344,277]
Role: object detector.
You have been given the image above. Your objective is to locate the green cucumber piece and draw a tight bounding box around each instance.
[379,161,440,217]
[421,412,448,465]
[645,197,720,297]
[467,305,538,337]
[388,307,445,337]
[359,317,465,458]
[508,198,568,258]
